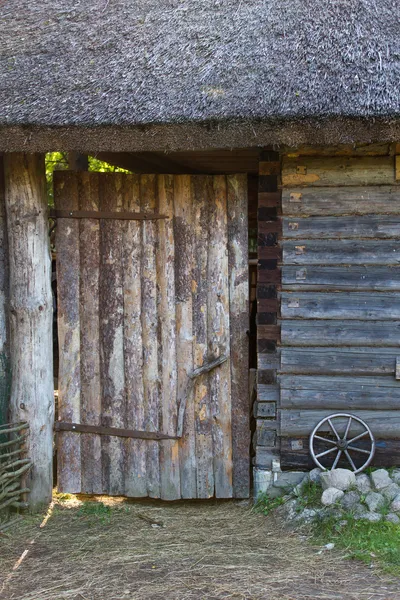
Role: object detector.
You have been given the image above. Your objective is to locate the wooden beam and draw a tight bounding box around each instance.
[68,152,88,171]
[0,157,9,361]
[95,152,199,174]
[4,153,53,511]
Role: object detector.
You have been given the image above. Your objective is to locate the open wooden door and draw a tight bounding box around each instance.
[54,172,249,499]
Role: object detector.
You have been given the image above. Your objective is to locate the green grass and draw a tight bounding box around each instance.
[293,480,321,512]
[253,492,285,516]
[313,514,400,575]
[77,501,112,523]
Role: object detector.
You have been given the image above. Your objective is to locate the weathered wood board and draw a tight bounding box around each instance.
[281,320,400,346]
[282,266,400,291]
[283,216,400,239]
[55,172,249,499]
[282,240,400,265]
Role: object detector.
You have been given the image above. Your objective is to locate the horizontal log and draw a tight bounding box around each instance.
[257,325,281,340]
[282,240,400,265]
[258,353,280,371]
[259,221,282,234]
[282,186,400,216]
[258,246,282,259]
[283,216,400,239]
[254,447,280,468]
[50,209,167,221]
[257,298,280,312]
[257,384,280,402]
[282,143,391,157]
[255,421,277,446]
[254,401,277,418]
[258,269,282,284]
[281,320,400,347]
[258,192,281,207]
[259,162,281,176]
[280,291,400,320]
[55,422,177,440]
[280,409,400,439]
[279,347,400,376]
[280,437,400,470]
[280,375,400,410]
[282,266,400,291]
[282,156,395,187]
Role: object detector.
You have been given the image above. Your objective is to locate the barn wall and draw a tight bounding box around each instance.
[0,158,9,424]
[255,144,400,488]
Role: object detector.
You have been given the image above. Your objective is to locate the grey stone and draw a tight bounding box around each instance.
[320,469,356,492]
[273,471,306,489]
[364,491,385,512]
[390,494,400,513]
[391,469,400,485]
[355,473,372,494]
[385,513,400,524]
[282,498,298,520]
[381,483,400,501]
[309,468,322,484]
[321,487,344,506]
[297,508,319,524]
[371,469,392,491]
[355,512,383,522]
[340,491,361,511]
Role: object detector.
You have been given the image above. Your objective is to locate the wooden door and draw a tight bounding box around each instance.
[54,172,249,499]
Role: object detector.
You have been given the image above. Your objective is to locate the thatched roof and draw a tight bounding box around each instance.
[1,0,400,150]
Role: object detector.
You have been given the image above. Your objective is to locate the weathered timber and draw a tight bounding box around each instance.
[254,402,277,418]
[157,175,180,501]
[123,174,147,497]
[50,209,167,220]
[174,175,196,499]
[280,409,400,439]
[140,175,160,498]
[257,385,280,402]
[282,144,391,157]
[282,240,400,265]
[258,354,280,371]
[282,266,400,291]
[282,156,395,187]
[280,291,400,320]
[255,421,276,446]
[282,186,400,216]
[79,173,102,495]
[228,174,249,498]
[282,216,400,239]
[4,154,53,509]
[0,158,8,359]
[278,347,400,375]
[68,152,88,171]
[280,375,400,410]
[210,176,232,498]
[254,447,280,468]
[55,422,178,440]
[192,176,214,499]
[281,320,400,346]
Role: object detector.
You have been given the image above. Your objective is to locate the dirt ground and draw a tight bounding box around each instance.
[1,496,400,600]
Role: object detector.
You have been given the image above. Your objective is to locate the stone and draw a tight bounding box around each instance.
[320,469,356,492]
[321,487,344,506]
[385,513,400,524]
[340,491,361,511]
[381,483,400,501]
[364,491,385,512]
[274,471,306,489]
[355,473,372,494]
[391,469,400,485]
[355,512,382,523]
[297,508,319,524]
[390,494,400,513]
[309,468,322,484]
[371,469,392,491]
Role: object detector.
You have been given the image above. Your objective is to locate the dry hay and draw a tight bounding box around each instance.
[0,495,399,600]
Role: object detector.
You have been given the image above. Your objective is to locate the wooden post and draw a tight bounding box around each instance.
[4,153,54,510]
[0,157,9,358]
[68,152,88,171]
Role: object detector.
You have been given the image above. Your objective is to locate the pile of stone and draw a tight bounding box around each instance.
[282,468,400,525]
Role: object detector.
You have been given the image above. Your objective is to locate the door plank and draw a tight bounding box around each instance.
[174,175,196,499]
[99,175,126,495]
[141,175,161,499]
[192,176,214,498]
[157,175,181,500]
[209,176,233,498]
[55,172,82,493]
[79,173,102,494]
[227,174,250,498]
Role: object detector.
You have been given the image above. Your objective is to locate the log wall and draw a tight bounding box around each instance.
[272,147,400,469]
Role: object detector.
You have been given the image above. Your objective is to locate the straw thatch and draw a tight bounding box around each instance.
[1,0,400,150]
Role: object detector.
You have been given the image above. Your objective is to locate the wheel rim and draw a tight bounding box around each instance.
[309,413,375,474]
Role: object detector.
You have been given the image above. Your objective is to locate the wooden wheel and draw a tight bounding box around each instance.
[309,413,375,474]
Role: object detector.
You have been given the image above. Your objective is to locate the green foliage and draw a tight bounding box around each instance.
[314,514,400,574]
[78,501,112,523]
[293,481,321,512]
[253,492,285,515]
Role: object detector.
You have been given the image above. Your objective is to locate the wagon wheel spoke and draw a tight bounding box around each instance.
[343,417,352,441]
[332,449,342,469]
[315,447,338,459]
[344,449,357,472]
[327,418,341,441]
[347,431,369,445]
[314,435,337,446]
[347,445,371,455]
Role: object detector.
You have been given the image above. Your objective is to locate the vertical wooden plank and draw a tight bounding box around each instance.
[99,174,126,495]
[228,174,250,498]
[193,176,214,498]
[209,176,233,498]
[174,175,196,499]
[0,158,9,360]
[157,175,180,500]
[79,173,102,494]
[54,171,81,493]
[123,174,147,497]
[141,175,161,498]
